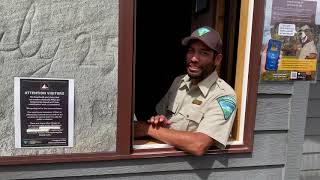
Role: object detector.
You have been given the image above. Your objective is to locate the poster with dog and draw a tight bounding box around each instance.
[260,0,319,81]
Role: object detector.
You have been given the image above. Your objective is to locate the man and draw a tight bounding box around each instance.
[296,25,318,80]
[297,25,317,59]
[134,26,237,156]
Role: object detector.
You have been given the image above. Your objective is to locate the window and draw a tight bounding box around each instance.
[1,0,262,165]
[133,0,260,153]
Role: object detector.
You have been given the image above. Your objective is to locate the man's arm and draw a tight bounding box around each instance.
[134,121,213,156]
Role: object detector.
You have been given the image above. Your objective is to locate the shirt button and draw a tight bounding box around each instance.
[187,115,189,118]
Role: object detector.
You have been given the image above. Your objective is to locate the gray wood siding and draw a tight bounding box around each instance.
[286,82,310,180]
[38,166,284,180]
[301,65,320,180]
[301,171,320,180]
[0,132,287,179]
[307,99,320,117]
[255,95,290,131]
[303,136,320,153]
[305,118,320,136]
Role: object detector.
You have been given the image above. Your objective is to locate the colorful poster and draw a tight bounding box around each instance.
[14,77,74,148]
[261,0,319,81]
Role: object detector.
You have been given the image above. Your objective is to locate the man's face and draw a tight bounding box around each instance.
[186,40,219,83]
[299,31,307,42]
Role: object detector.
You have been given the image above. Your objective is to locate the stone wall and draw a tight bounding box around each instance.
[0,0,119,156]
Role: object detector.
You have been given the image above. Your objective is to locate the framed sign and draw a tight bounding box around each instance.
[14,77,74,148]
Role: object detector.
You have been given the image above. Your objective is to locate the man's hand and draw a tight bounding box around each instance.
[134,117,214,156]
[147,115,171,127]
[134,121,150,138]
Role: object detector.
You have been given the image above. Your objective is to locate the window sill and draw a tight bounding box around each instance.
[0,144,251,166]
[132,137,252,158]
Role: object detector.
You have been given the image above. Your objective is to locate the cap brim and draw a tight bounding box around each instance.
[181,36,202,46]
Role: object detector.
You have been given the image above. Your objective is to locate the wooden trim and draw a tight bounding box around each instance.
[229,0,262,148]
[0,146,251,166]
[117,0,134,155]
[242,0,263,150]
[233,0,249,142]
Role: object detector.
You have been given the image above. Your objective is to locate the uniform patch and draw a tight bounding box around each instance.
[217,96,236,120]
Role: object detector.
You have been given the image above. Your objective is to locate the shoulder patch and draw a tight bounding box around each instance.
[217,96,236,120]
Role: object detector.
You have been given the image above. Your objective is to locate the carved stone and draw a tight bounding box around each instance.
[0,0,118,156]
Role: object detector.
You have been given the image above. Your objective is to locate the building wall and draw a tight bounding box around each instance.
[0,1,310,180]
[300,70,320,180]
[0,0,119,156]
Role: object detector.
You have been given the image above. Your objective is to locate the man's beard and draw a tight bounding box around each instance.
[187,63,216,82]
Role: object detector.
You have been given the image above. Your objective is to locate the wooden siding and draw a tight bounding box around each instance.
[255,94,290,131]
[303,136,320,153]
[301,65,320,180]
[38,166,284,180]
[301,171,320,180]
[305,118,320,136]
[1,132,286,179]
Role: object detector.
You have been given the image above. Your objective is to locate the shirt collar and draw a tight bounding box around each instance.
[179,71,219,97]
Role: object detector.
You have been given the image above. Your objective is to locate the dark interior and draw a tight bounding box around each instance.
[134,0,240,121]
[134,1,192,121]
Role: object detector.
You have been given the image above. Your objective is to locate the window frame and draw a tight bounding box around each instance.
[0,0,263,165]
[131,0,263,155]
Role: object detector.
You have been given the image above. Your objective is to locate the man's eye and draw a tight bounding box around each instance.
[200,51,210,56]
[187,49,194,54]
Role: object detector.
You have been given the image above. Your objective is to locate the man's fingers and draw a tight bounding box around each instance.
[159,117,164,122]
[147,115,170,127]
[154,115,162,125]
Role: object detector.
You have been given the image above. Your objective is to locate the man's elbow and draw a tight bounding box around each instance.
[192,149,206,156]
[189,142,209,156]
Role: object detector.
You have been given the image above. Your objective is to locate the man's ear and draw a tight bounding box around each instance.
[214,54,223,66]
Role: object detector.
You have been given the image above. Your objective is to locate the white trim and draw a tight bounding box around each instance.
[133,144,173,150]
[68,79,74,147]
[14,77,21,148]
[227,0,254,146]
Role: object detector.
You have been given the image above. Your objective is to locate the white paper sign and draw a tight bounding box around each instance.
[278,23,296,36]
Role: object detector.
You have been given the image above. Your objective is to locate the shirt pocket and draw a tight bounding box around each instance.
[181,108,204,131]
[165,107,187,131]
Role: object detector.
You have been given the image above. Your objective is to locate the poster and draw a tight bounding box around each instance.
[261,0,319,81]
[14,77,74,148]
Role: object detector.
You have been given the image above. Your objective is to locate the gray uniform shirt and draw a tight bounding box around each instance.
[156,71,237,148]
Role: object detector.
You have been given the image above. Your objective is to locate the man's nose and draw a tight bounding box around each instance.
[190,53,199,62]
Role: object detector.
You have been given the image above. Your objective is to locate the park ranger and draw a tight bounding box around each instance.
[134,26,237,156]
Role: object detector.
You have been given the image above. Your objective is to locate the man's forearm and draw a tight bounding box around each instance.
[146,125,213,156]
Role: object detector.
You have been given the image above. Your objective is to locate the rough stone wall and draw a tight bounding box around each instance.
[0,0,119,156]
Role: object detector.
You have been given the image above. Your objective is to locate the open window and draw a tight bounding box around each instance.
[133,0,259,153]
